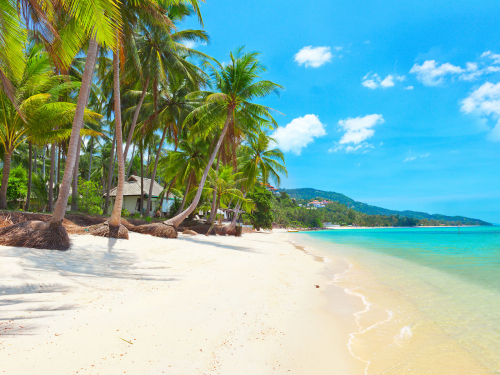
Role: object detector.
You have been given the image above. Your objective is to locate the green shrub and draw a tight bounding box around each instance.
[145,216,152,223]
[121,208,130,217]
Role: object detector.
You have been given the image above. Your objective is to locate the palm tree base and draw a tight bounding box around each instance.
[130,223,177,239]
[0,220,70,250]
[89,222,129,239]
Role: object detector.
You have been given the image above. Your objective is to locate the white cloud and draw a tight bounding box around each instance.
[183,40,207,49]
[409,60,464,86]
[272,114,326,154]
[380,75,395,87]
[482,51,500,64]
[294,46,333,68]
[331,114,384,152]
[362,73,405,89]
[410,54,500,86]
[461,82,500,141]
[404,86,414,90]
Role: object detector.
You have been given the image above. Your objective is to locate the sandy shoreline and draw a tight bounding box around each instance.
[0,231,365,374]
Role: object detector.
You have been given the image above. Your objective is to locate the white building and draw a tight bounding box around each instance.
[108,175,175,215]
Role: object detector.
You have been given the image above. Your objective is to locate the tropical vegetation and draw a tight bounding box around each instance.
[0,0,289,249]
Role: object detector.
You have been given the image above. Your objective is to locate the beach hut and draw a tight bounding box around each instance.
[107,175,175,215]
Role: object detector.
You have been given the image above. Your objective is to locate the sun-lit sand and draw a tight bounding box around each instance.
[0,231,365,375]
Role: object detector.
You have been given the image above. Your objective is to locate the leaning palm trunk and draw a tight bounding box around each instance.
[176,174,192,215]
[25,142,32,211]
[207,153,220,224]
[145,124,168,216]
[107,46,126,231]
[50,38,99,226]
[123,76,149,161]
[165,108,233,227]
[48,143,55,211]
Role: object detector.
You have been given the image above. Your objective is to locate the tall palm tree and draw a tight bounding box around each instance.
[0,44,98,209]
[122,5,208,162]
[165,47,283,228]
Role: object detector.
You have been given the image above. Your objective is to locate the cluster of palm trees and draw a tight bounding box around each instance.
[0,0,287,249]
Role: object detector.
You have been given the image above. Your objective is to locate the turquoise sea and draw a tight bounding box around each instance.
[293,226,500,374]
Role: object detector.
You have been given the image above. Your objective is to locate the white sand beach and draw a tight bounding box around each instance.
[0,231,365,375]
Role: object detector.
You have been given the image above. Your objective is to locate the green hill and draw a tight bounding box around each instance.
[280,188,491,226]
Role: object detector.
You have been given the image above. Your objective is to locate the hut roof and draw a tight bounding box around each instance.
[108,175,163,197]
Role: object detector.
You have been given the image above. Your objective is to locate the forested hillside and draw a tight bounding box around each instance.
[281,188,491,226]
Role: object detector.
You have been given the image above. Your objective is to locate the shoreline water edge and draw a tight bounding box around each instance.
[291,228,498,374]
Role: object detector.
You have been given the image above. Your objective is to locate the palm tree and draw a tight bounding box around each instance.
[0,44,99,209]
[165,47,283,228]
[230,131,287,224]
[101,0,203,237]
[158,137,209,214]
[122,5,208,162]
[202,165,252,236]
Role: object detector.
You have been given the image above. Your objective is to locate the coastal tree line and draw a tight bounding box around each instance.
[246,191,478,229]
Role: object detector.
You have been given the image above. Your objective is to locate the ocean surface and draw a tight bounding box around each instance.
[292,226,500,375]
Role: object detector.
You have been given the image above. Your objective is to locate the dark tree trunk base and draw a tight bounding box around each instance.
[130,223,177,239]
[89,222,129,239]
[0,221,71,250]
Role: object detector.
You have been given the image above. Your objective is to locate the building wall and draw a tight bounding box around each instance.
[111,195,176,215]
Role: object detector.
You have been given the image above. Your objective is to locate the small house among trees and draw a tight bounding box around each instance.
[108,175,175,215]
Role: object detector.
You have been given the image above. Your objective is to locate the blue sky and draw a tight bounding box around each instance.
[182,0,500,223]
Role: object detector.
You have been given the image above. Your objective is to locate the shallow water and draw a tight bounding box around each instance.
[293,227,500,374]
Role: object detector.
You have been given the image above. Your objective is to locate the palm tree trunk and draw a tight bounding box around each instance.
[71,136,82,211]
[33,147,37,175]
[205,196,220,236]
[56,145,61,196]
[42,146,46,179]
[0,149,13,209]
[25,142,33,211]
[231,190,247,225]
[126,143,135,178]
[108,45,126,228]
[145,124,168,216]
[103,127,116,214]
[48,143,55,211]
[50,38,99,224]
[140,147,144,215]
[208,153,221,223]
[166,107,234,227]
[88,137,93,180]
[176,174,192,215]
[123,76,149,161]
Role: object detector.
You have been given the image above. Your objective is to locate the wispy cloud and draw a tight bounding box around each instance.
[404,86,414,90]
[272,114,327,155]
[330,114,384,153]
[362,73,405,89]
[183,40,207,49]
[294,46,333,68]
[410,53,500,86]
[404,153,429,162]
